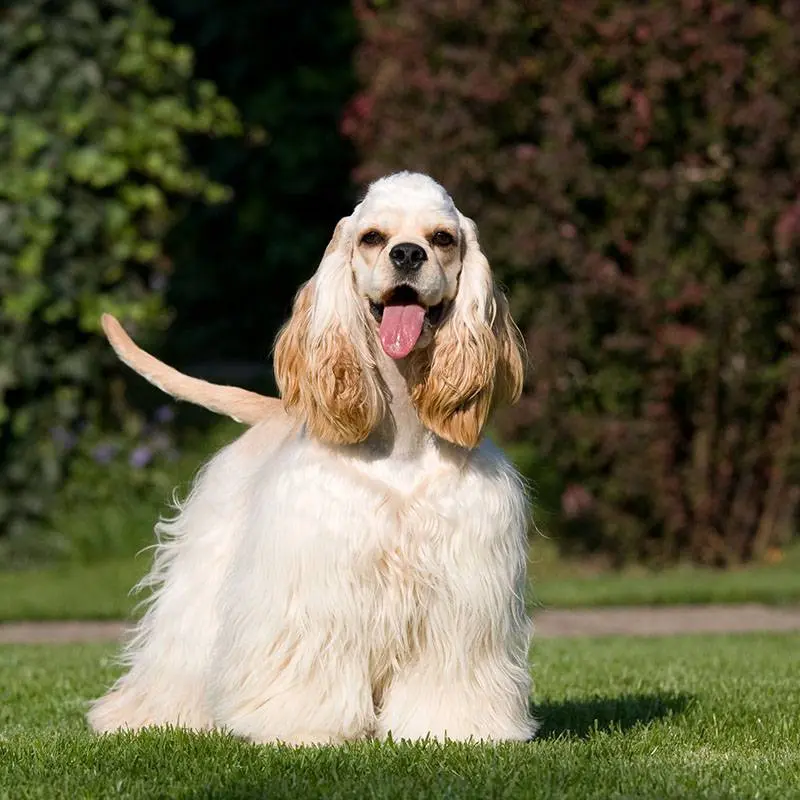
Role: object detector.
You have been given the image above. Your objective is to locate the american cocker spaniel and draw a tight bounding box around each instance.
[88,172,536,744]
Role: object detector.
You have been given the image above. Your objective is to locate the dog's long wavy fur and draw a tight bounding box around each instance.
[90,172,534,745]
[101,314,285,678]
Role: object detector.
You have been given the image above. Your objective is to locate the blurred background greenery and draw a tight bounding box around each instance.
[1,0,799,589]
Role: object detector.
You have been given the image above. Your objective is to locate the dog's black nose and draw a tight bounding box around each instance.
[389,242,427,271]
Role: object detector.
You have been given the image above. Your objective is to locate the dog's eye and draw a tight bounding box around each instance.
[431,230,455,247]
[360,230,386,247]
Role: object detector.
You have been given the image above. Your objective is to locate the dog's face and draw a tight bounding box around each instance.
[351,175,462,359]
[274,172,525,449]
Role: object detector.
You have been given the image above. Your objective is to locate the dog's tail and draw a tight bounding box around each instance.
[101,314,277,426]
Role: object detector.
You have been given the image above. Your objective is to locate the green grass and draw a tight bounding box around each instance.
[2,544,800,622]
[1,634,798,798]
[0,558,146,621]
[528,541,800,608]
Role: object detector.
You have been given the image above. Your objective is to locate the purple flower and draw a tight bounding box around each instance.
[154,405,175,424]
[50,426,77,451]
[91,442,119,464]
[129,445,153,469]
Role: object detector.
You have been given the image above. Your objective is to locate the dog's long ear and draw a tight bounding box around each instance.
[411,213,525,449]
[273,217,385,445]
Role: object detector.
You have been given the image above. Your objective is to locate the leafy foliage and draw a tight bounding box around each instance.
[0,0,240,545]
[348,0,800,564]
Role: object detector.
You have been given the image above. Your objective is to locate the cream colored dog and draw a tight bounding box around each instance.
[89,172,535,745]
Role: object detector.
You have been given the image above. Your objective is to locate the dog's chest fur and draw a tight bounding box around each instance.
[241,433,525,712]
[314,441,519,698]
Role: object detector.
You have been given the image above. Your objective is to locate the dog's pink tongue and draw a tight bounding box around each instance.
[380,304,426,359]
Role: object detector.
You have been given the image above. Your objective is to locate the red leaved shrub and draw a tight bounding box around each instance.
[348,0,800,564]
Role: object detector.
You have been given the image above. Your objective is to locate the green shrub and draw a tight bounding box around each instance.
[0,0,240,548]
[34,417,242,564]
[349,0,800,565]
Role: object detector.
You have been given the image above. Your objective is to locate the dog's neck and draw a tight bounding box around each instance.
[362,348,430,461]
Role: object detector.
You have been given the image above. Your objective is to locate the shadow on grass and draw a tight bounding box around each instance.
[532,691,693,739]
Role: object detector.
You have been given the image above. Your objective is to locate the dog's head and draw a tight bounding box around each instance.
[274,172,525,448]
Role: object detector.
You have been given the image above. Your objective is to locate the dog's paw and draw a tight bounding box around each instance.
[87,689,213,734]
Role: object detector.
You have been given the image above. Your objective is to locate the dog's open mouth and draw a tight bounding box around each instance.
[369,286,445,360]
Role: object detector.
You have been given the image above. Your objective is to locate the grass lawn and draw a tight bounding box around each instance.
[529,548,800,609]
[1,544,800,622]
[1,633,798,798]
[0,558,146,622]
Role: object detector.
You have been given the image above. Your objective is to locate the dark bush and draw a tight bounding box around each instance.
[348,0,800,564]
[0,0,240,547]
[150,0,358,368]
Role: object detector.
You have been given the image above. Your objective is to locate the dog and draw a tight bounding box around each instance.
[88,171,536,745]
